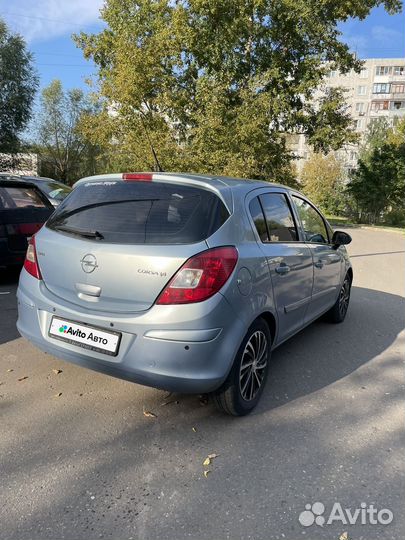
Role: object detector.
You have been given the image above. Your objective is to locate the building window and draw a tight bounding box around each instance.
[393,66,405,76]
[357,86,367,96]
[355,119,364,130]
[392,84,405,94]
[373,83,391,94]
[329,70,337,78]
[375,66,393,76]
[360,68,368,79]
[350,151,358,161]
[371,101,389,111]
[391,101,405,110]
[355,102,365,113]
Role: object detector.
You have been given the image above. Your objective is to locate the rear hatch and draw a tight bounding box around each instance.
[37,178,229,313]
[0,182,54,260]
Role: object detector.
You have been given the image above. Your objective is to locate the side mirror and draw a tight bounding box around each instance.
[332,230,352,247]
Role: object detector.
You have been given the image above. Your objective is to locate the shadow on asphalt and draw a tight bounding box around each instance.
[262,285,404,411]
[1,285,404,539]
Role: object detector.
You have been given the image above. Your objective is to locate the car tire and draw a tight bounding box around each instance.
[212,318,271,416]
[326,272,352,324]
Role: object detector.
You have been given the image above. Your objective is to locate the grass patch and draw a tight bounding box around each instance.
[326,215,405,234]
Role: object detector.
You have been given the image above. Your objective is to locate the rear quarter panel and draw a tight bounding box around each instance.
[206,187,278,341]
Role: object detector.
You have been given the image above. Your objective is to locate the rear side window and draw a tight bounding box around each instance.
[249,197,268,241]
[256,193,298,242]
[0,186,48,209]
[47,180,229,244]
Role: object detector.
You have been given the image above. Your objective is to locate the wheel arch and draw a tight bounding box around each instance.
[257,310,277,345]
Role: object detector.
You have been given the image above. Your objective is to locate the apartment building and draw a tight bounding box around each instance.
[292,58,405,175]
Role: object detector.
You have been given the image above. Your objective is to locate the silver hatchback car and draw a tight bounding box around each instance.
[17,172,352,415]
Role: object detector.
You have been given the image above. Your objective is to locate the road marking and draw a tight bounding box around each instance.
[0,292,11,295]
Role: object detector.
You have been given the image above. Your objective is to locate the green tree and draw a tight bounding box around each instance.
[300,153,345,214]
[347,119,405,224]
[34,80,100,183]
[75,0,400,181]
[0,19,38,154]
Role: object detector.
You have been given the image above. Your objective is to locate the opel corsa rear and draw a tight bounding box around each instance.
[17,172,353,415]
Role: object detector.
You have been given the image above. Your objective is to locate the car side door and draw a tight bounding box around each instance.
[247,190,314,344]
[290,195,343,322]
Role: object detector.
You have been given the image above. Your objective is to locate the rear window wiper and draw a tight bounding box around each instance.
[53,224,104,240]
[50,198,161,223]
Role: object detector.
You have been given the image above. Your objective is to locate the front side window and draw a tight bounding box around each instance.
[41,181,72,201]
[258,193,298,242]
[292,196,329,244]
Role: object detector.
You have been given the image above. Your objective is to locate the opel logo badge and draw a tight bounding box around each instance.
[80,254,98,273]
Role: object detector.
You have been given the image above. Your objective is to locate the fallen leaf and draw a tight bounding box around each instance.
[7,369,13,373]
[339,533,349,540]
[199,397,208,406]
[203,470,210,478]
[55,392,62,397]
[52,369,63,375]
[143,410,157,418]
[203,453,219,466]
[18,376,28,381]
[192,427,197,432]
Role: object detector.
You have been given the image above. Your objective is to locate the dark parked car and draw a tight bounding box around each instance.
[0,180,54,268]
[20,176,72,207]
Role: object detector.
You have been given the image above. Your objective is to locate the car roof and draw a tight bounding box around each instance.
[0,174,21,181]
[21,176,62,183]
[75,171,287,190]
[0,179,46,189]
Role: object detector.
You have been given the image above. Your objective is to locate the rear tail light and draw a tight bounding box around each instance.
[122,173,153,181]
[156,246,238,305]
[23,236,42,279]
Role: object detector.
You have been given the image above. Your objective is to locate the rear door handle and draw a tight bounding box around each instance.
[275,264,290,275]
[314,260,324,269]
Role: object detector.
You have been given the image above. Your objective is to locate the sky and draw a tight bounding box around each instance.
[0,0,404,94]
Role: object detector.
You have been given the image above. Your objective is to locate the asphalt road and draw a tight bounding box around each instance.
[0,228,404,540]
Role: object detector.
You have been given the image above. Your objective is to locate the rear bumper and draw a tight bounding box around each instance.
[17,269,246,393]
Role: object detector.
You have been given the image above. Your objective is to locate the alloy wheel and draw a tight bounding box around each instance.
[339,277,351,318]
[239,330,268,401]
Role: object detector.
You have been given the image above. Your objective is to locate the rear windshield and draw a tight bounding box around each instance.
[46,180,229,244]
[0,186,48,209]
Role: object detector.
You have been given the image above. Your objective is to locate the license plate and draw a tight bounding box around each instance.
[49,316,121,356]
